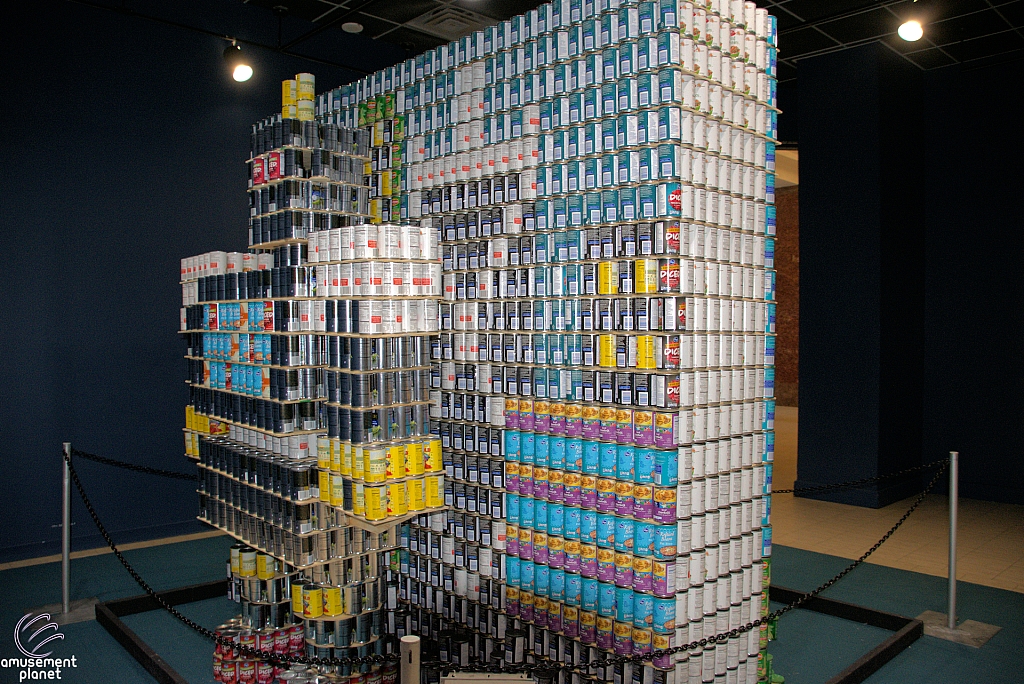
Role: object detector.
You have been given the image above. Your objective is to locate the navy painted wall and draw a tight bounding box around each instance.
[794,44,1024,505]
[0,1,404,562]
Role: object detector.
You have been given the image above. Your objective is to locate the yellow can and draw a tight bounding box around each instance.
[338,441,351,476]
[319,469,332,503]
[238,549,256,577]
[296,100,315,121]
[321,585,343,617]
[317,436,331,470]
[635,259,659,293]
[281,79,297,107]
[636,335,657,369]
[352,446,365,480]
[364,485,385,521]
[352,481,365,516]
[425,474,443,508]
[598,261,618,295]
[256,553,276,580]
[425,439,442,473]
[330,474,345,508]
[386,445,404,479]
[598,334,617,368]
[407,477,425,511]
[406,442,424,476]
[290,578,305,615]
[301,584,323,618]
[282,104,297,119]
[387,482,408,516]
[295,72,315,100]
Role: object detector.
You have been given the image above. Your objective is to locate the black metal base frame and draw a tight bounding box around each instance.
[95,580,227,684]
[771,585,924,684]
[95,581,920,684]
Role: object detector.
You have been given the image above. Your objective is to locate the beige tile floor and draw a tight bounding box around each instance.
[771,407,1024,593]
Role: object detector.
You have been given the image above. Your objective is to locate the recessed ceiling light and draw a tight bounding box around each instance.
[342,21,363,33]
[898,20,923,42]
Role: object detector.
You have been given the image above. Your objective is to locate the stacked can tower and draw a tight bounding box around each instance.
[316,0,780,682]
[356,96,405,224]
[180,112,436,682]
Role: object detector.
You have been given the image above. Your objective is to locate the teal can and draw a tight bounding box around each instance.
[652,597,675,633]
[599,442,618,477]
[582,440,600,474]
[598,581,617,616]
[633,592,654,628]
[582,577,598,610]
[615,586,634,622]
[635,448,655,483]
[617,444,635,481]
[634,520,655,556]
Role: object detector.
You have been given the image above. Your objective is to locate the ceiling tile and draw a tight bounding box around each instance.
[994,1,1024,28]
[348,12,399,38]
[904,46,959,69]
[778,0,877,24]
[956,28,1024,62]
[450,0,546,22]
[358,0,442,24]
[371,24,447,53]
[782,26,841,58]
[245,0,341,23]
[926,9,1012,46]
[818,8,895,44]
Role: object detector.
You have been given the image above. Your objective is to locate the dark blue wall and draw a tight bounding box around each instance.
[0,1,403,562]
[795,44,1024,506]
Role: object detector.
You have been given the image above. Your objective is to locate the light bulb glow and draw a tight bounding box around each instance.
[233,64,253,82]
[898,20,923,42]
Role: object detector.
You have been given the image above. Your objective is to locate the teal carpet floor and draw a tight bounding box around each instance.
[0,539,1019,683]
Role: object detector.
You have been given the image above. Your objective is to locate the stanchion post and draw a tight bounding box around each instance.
[401,635,421,684]
[947,451,959,630]
[62,442,72,615]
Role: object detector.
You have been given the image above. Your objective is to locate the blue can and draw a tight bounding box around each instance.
[506,555,521,587]
[548,503,565,535]
[521,496,535,528]
[599,443,618,477]
[614,517,634,553]
[521,432,535,463]
[617,445,635,481]
[652,597,676,634]
[507,493,521,524]
[654,449,678,486]
[535,500,549,532]
[634,521,654,557]
[564,506,581,539]
[652,524,678,560]
[566,439,583,472]
[597,514,616,548]
[633,593,654,629]
[581,509,598,542]
[615,587,634,622]
[535,434,550,466]
[582,440,600,474]
[635,448,655,483]
[520,560,535,592]
[566,572,582,605]
[536,564,550,597]
[582,577,599,610]
[598,581,616,617]
[550,437,567,469]
[550,569,566,602]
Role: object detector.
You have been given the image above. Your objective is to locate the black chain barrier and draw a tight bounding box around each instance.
[71,448,197,482]
[62,450,398,669]
[63,447,948,677]
[772,460,944,495]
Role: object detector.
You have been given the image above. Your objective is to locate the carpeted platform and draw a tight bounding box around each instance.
[1,538,1019,683]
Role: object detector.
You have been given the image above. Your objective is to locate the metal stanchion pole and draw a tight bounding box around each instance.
[401,635,421,684]
[62,442,72,615]
[947,451,959,630]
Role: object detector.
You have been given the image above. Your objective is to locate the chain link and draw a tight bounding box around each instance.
[772,460,943,495]
[441,460,949,676]
[66,447,948,676]
[71,448,197,481]
[63,450,399,668]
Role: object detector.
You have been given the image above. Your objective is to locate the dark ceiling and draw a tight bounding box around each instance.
[71,0,1024,82]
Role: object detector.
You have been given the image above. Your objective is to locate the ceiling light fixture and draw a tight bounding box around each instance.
[898,20,923,42]
[223,41,253,81]
[342,21,364,33]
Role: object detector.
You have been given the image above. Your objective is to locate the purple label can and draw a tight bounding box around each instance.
[632,556,653,591]
[580,610,597,644]
[520,591,534,622]
[534,597,549,627]
[580,543,597,577]
[600,411,618,441]
[617,409,634,443]
[548,601,563,633]
[633,484,654,520]
[564,472,582,505]
[520,409,535,432]
[548,470,565,502]
[582,407,601,438]
[563,605,580,638]
[652,631,673,668]
[597,478,617,512]
[505,408,520,429]
[611,620,631,653]
[549,536,565,568]
[597,548,616,582]
[506,525,519,556]
[615,552,635,588]
[506,587,520,616]
[653,487,677,523]
[581,475,598,509]
[615,480,635,516]
[565,540,581,573]
[534,535,549,565]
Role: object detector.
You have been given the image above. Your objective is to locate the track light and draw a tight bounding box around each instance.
[224,42,253,82]
[898,20,923,42]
